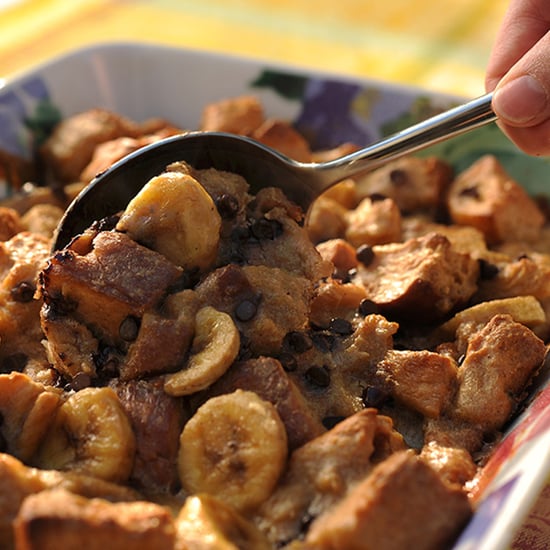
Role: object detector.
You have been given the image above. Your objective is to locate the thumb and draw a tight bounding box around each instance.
[491,34,550,128]
[493,75,549,127]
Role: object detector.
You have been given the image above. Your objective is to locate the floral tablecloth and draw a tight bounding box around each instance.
[1,1,549,548]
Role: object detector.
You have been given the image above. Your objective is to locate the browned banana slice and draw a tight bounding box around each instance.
[34,387,136,483]
[164,306,240,397]
[178,390,287,512]
[116,170,221,271]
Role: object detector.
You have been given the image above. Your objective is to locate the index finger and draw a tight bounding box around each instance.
[486,0,550,91]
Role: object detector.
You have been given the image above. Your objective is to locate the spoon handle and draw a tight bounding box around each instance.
[322,92,496,185]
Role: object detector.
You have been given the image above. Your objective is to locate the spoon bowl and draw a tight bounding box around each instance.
[53,93,496,250]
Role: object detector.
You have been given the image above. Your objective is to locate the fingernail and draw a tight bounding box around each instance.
[493,75,548,124]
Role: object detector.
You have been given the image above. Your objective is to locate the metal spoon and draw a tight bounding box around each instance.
[53,92,495,250]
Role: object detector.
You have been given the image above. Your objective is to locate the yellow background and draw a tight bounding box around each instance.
[1,0,508,97]
[1,1,549,547]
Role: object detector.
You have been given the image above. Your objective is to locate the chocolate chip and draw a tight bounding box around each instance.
[0,353,28,373]
[328,318,353,336]
[356,244,375,266]
[279,352,298,372]
[119,316,140,342]
[535,195,550,221]
[459,185,481,199]
[166,269,200,294]
[322,416,346,429]
[478,258,499,280]
[250,217,283,240]
[369,192,388,202]
[10,281,35,303]
[389,168,410,186]
[235,299,258,322]
[336,267,358,284]
[232,225,251,241]
[215,193,240,219]
[52,249,75,264]
[362,385,388,408]
[358,298,379,316]
[283,331,313,353]
[332,267,351,282]
[229,226,250,264]
[300,512,316,534]
[237,333,253,361]
[304,365,331,388]
[228,242,249,264]
[70,372,92,391]
[94,346,121,378]
[42,294,78,318]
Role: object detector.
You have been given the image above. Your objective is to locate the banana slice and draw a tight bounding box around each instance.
[34,387,136,483]
[116,171,221,271]
[178,390,287,513]
[175,493,271,550]
[164,306,240,396]
[0,372,62,462]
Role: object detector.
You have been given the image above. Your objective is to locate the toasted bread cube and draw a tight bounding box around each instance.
[40,231,182,346]
[80,124,183,184]
[423,416,484,455]
[14,489,175,550]
[119,290,199,380]
[200,95,264,135]
[420,441,478,488]
[316,238,358,274]
[0,453,139,548]
[111,377,186,492]
[252,118,312,162]
[448,155,544,244]
[0,232,51,370]
[307,196,348,244]
[453,314,546,431]
[309,279,368,328]
[305,450,471,550]
[356,156,452,213]
[354,232,479,322]
[255,409,405,547]
[377,349,458,418]
[0,206,23,241]
[345,196,402,247]
[40,109,140,183]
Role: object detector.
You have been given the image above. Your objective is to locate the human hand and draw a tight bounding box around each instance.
[485,0,550,156]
